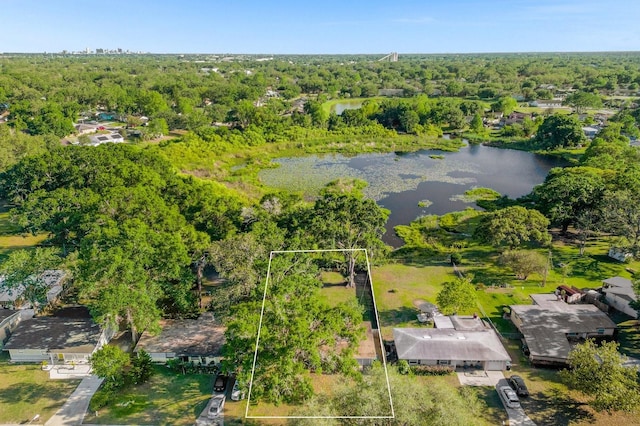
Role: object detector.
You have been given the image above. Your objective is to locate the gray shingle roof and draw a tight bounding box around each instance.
[393,328,511,362]
[511,300,616,361]
[3,317,102,352]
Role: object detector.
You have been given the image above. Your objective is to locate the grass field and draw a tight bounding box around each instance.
[0,200,47,261]
[84,366,213,426]
[0,354,80,424]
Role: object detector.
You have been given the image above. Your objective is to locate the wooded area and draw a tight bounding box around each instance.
[2,52,640,417]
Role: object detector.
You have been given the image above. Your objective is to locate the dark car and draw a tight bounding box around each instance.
[213,374,228,393]
[508,375,530,397]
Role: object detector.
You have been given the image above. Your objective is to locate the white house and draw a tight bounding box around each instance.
[3,316,113,364]
[602,276,637,319]
[0,270,66,309]
[88,133,124,146]
[393,316,511,371]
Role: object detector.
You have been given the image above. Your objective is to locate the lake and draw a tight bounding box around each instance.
[331,100,364,115]
[258,144,565,247]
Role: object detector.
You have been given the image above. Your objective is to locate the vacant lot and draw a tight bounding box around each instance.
[0,356,80,424]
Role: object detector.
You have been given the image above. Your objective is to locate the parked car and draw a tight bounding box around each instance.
[207,394,225,419]
[231,379,245,401]
[508,375,530,397]
[213,374,228,393]
[500,385,521,409]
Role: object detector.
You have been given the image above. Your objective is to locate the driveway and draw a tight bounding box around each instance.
[195,394,224,426]
[44,375,103,426]
[496,379,536,426]
[457,370,504,386]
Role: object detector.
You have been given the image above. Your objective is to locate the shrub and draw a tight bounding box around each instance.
[397,360,411,375]
[411,365,455,376]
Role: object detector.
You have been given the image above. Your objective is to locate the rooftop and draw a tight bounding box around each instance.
[134,317,226,357]
[0,309,20,322]
[3,317,102,352]
[602,276,635,298]
[512,297,616,362]
[393,328,511,362]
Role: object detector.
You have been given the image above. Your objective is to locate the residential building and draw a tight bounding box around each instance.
[134,316,226,365]
[393,315,511,371]
[511,294,617,366]
[3,316,113,364]
[0,270,66,309]
[602,276,637,319]
[88,133,124,146]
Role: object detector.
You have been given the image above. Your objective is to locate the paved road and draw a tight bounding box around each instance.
[496,379,536,426]
[45,375,103,426]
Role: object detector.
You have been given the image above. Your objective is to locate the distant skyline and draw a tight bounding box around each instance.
[1,0,639,54]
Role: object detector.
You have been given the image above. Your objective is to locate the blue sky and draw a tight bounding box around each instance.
[1,0,639,54]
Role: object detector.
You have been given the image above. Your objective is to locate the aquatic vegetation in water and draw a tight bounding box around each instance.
[418,200,433,208]
[450,187,501,203]
[258,152,478,201]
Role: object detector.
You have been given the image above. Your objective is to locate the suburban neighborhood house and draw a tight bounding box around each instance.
[0,269,66,309]
[393,315,511,371]
[134,315,226,365]
[2,316,113,364]
[602,276,638,319]
[88,133,124,146]
[0,309,21,349]
[511,294,617,366]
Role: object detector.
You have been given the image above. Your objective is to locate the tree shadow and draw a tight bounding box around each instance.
[523,388,594,426]
[378,306,420,327]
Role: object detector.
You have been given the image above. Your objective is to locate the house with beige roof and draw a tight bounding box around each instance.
[511,294,617,366]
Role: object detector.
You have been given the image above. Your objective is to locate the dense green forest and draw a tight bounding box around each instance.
[2,52,640,417]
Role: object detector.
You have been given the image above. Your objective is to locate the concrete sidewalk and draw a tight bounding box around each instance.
[44,375,103,426]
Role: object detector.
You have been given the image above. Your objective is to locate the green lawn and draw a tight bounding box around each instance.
[0,356,80,424]
[84,366,213,426]
[372,262,457,339]
[0,200,47,261]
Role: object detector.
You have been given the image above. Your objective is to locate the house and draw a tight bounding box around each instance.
[582,126,600,139]
[602,277,637,319]
[510,294,617,366]
[134,316,226,364]
[529,99,563,108]
[393,316,511,371]
[0,310,22,349]
[88,133,124,146]
[0,270,66,309]
[608,247,633,262]
[504,112,532,126]
[74,123,99,134]
[3,316,113,364]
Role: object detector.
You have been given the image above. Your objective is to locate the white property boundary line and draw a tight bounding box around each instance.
[245,248,395,420]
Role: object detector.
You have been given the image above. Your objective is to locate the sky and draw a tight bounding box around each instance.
[1,0,639,54]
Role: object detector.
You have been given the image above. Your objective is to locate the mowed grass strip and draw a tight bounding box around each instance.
[0,359,80,424]
[85,366,213,426]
